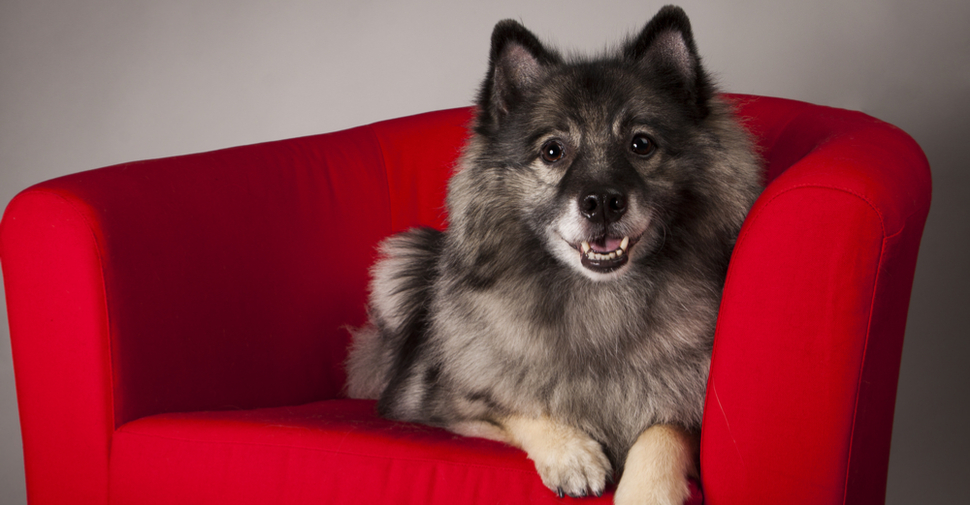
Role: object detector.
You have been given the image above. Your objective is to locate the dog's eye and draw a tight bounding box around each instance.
[631,134,656,157]
[540,140,565,163]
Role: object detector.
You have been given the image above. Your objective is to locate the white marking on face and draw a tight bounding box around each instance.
[545,194,654,282]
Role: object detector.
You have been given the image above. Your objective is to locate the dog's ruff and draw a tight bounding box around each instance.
[346,5,762,504]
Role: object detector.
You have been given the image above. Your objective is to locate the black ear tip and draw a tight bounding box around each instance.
[488,19,550,64]
[492,18,527,34]
[491,20,521,56]
[651,5,694,37]
[657,5,689,19]
[490,19,532,49]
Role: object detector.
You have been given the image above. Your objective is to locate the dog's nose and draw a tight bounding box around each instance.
[579,188,627,225]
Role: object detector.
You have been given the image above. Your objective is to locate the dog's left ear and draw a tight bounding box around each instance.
[624,5,713,119]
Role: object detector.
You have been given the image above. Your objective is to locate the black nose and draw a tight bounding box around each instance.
[579,188,627,225]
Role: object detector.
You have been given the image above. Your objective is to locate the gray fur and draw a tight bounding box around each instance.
[347,5,762,479]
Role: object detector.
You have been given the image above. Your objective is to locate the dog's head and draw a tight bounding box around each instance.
[462,6,727,282]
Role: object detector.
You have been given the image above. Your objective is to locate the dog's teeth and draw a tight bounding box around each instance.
[580,237,632,262]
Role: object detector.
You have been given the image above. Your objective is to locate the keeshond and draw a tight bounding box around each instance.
[346,5,762,504]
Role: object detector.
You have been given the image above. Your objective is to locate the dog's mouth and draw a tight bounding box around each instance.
[573,235,636,273]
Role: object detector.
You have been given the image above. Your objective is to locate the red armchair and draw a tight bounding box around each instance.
[1,94,931,505]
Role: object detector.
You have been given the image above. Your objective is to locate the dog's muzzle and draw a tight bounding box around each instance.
[575,187,636,273]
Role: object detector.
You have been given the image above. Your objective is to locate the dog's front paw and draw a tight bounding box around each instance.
[500,416,612,498]
[614,424,697,505]
[532,432,612,498]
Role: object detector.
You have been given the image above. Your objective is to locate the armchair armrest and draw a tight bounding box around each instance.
[702,96,931,504]
[0,107,472,504]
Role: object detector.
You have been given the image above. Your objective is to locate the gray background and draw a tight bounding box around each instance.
[1,1,966,503]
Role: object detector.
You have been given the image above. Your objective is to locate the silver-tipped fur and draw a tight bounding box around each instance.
[347,5,762,503]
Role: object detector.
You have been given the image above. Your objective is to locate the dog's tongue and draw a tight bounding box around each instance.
[591,237,623,253]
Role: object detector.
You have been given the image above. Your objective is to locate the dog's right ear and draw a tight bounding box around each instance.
[477,20,558,128]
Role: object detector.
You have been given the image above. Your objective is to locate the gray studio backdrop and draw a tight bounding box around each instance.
[1,1,967,504]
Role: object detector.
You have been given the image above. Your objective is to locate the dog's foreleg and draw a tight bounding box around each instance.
[452,415,612,498]
[614,424,698,505]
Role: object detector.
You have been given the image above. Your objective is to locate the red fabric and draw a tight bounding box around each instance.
[109,399,699,505]
[1,190,114,505]
[370,106,472,232]
[702,96,932,505]
[1,95,930,505]
[110,400,548,505]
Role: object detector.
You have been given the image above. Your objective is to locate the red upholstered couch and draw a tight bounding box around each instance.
[1,94,931,505]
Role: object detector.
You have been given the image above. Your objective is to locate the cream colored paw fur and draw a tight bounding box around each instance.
[614,424,698,505]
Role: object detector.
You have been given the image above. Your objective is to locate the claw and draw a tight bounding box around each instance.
[556,487,564,499]
[564,487,590,499]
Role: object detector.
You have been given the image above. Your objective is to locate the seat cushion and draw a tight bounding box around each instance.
[109,399,701,504]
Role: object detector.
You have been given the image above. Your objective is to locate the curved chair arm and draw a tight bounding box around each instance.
[0,108,471,504]
[702,96,931,505]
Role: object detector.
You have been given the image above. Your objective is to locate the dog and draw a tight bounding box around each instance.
[346,5,762,504]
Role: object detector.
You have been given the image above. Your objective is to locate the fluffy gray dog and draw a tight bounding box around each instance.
[347,5,762,504]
